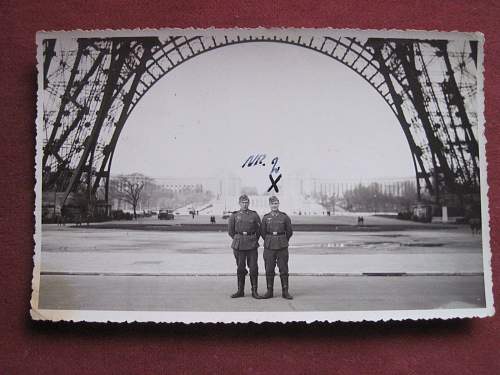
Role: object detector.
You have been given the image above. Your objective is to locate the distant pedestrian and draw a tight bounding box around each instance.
[469,217,481,235]
[260,196,293,299]
[61,206,67,226]
[227,194,262,299]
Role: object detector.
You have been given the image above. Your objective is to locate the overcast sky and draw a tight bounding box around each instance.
[112,42,414,191]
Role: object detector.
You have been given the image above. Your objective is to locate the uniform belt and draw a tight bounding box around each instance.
[237,232,256,235]
[268,232,286,235]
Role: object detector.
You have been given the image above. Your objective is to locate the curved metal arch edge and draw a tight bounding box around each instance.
[99,36,426,202]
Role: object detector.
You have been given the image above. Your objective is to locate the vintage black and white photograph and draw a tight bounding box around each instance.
[32,28,493,322]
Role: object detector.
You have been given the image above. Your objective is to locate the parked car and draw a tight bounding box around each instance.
[411,204,433,223]
[111,210,133,220]
[158,209,175,220]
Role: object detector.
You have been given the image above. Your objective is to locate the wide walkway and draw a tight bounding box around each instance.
[36,224,486,312]
[39,274,485,311]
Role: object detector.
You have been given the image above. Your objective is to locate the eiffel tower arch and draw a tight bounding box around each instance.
[40,31,480,217]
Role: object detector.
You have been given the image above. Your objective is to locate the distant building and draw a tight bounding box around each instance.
[152,174,241,198]
[287,175,416,198]
[109,173,242,211]
[110,172,416,215]
[154,177,204,193]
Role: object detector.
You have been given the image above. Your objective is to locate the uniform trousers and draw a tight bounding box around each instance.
[233,249,258,277]
[263,248,289,276]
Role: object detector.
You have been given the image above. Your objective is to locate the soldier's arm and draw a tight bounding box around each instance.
[285,214,293,239]
[260,215,267,240]
[228,214,235,238]
[255,213,262,236]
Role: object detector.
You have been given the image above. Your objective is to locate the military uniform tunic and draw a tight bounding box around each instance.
[228,209,262,277]
[261,210,293,276]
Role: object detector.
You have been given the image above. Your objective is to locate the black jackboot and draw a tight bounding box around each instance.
[231,275,245,298]
[280,275,293,300]
[250,275,261,299]
[261,275,274,299]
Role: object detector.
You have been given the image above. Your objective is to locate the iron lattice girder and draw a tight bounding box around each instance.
[41,33,480,205]
[367,40,433,196]
[43,37,159,193]
[91,39,157,196]
[394,41,457,194]
[366,38,479,194]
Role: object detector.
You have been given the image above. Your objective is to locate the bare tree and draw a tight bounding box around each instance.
[118,177,145,219]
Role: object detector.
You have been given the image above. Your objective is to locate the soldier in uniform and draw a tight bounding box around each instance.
[227,194,262,299]
[260,196,293,299]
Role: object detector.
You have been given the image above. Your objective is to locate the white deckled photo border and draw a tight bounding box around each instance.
[32,28,494,323]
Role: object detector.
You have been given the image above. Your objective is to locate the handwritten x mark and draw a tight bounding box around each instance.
[267,174,282,193]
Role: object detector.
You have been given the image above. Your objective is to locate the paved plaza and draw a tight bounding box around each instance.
[36,216,486,312]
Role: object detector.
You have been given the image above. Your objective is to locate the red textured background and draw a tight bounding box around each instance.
[1,1,499,374]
